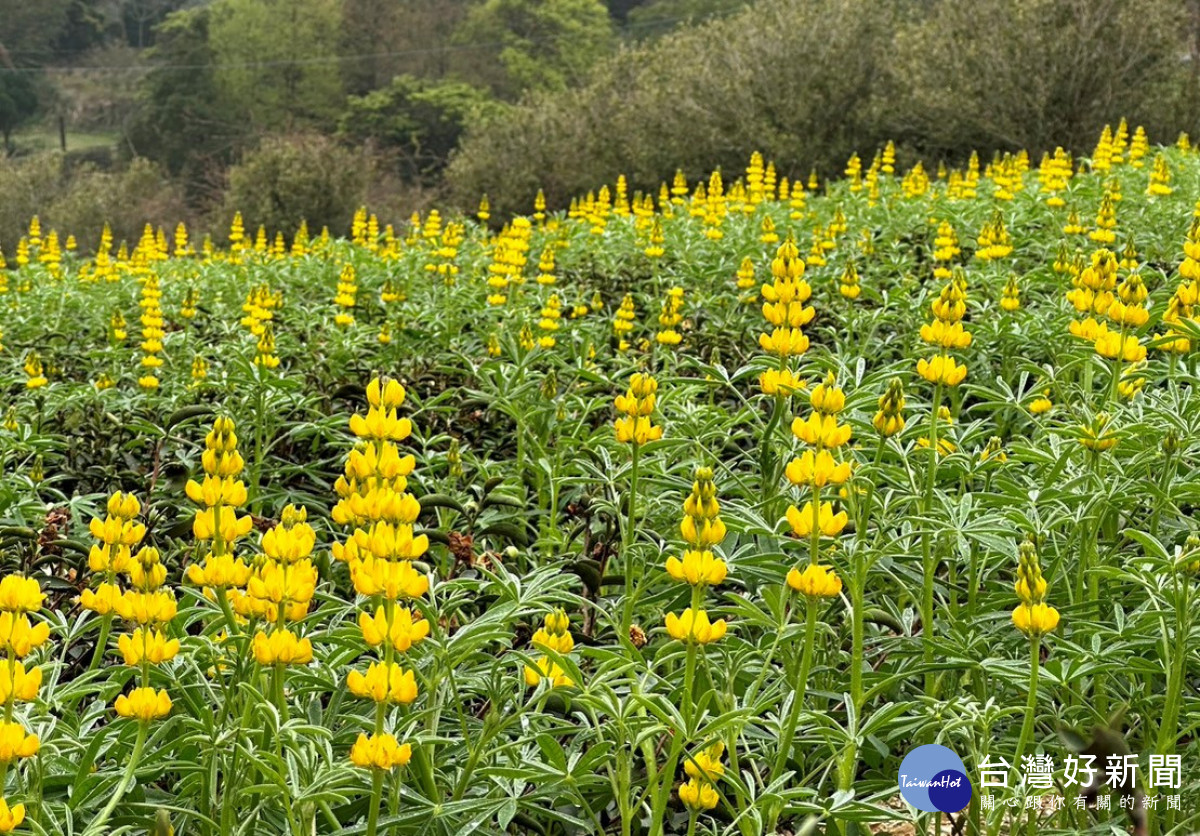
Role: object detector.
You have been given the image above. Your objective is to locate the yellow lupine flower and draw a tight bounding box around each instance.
[785,501,848,538]
[348,554,432,599]
[252,629,313,665]
[0,576,44,614]
[524,654,575,687]
[118,628,180,665]
[114,687,172,721]
[786,563,843,598]
[0,662,40,703]
[0,798,25,832]
[785,449,852,487]
[192,506,254,543]
[0,614,50,658]
[683,742,725,781]
[347,661,418,704]
[350,732,412,770]
[665,550,727,587]
[664,608,727,644]
[679,778,719,810]
[1012,603,1060,636]
[358,607,430,652]
[0,724,37,762]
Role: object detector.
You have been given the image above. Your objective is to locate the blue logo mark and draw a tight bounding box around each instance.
[897,744,972,813]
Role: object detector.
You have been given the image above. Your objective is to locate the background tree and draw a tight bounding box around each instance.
[339,75,499,183]
[208,0,344,130]
[125,6,242,196]
[457,0,616,97]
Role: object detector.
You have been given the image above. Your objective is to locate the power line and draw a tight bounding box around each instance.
[0,7,746,74]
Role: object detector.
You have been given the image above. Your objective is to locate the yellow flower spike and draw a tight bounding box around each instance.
[758,367,805,397]
[0,798,25,833]
[185,476,248,509]
[785,449,852,488]
[0,662,40,703]
[0,614,50,658]
[114,590,177,626]
[873,378,906,437]
[808,373,845,414]
[664,608,727,644]
[358,606,430,652]
[1012,603,1060,636]
[1030,390,1053,415]
[366,378,407,411]
[665,550,727,587]
[679,778,719,811]
[543,609,570,635]
[252,629,314,666]
[118,628,180,666]
[0,723,37,762]
[106,492,142,520]
[81,583,123,615]
[246,561,317,607]
[349,407,413,443]
[683,742,726,781]
[347,661,419,704]
[350,733,412,770]
[523,656,574,688]
[0,576,45,614]
[916,355,968,386]
[786,563,844,598]
[185,553,252,590]
[790,413,852,449]
[192,506,254,543]
[785,501,848,538]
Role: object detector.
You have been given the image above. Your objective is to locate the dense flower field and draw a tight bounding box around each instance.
[1,121,1199,835]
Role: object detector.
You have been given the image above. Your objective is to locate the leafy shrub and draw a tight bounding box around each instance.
[221,133,367,237]
[447,0,1196,215]
[339,75,499,183]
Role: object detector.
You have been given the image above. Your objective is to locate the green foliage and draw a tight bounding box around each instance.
[448,0,1196,216]
[458,0,616,97]
[0,153,184,253]
[125,7,244,185]
[339,75,500,183]
[208,0,345,130]
[0,72,39,150]
[222,133,366,236]
[886,0,1191,156]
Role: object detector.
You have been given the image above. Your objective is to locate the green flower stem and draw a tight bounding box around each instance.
[366,701,387,836]
[1013,633,1041,769]
[1156,571,1189,756]
[621,440,642,633]
[771,597,817,785]
[92,720,149,832]
[921,382,944,695]
[87,613,112,672]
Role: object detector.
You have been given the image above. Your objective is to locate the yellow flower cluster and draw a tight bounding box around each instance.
[186,419,255,607]
[785,374,850,597]
[1012,540,1060,637]
[0,572,45,822]
[655,287,684,346]
[335,378,428,770]
[916,270,970,386]
[249,505,318,666]
[680,741,724,811]
[974,211,1012,260]
[758,237,812,396]
[1037,147,1072,206]
[664,467,729,644]
[1158,218,1200,353]
[524,609,575,687]
[137,269,164,390]
[614,373,663,445]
